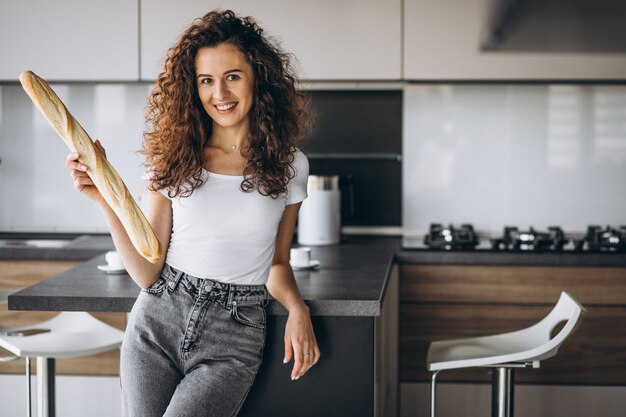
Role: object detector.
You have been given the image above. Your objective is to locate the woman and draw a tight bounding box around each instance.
[66,10,320,417]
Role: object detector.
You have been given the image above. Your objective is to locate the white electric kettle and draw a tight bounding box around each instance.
[297,175,341,245]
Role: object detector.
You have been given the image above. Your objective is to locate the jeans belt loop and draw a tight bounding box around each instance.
[226,284,235,310]
[168,268,184,292]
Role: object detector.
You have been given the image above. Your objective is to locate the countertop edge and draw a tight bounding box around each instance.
[395,250,626,267]
[8,292,384,317]
[6,236,626,317]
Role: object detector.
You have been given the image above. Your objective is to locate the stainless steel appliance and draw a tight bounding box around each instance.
[491,226,567,251]
[297,175,341,246]
[403,223,626,252]
[423,223,479,250]
[574,226,626,252]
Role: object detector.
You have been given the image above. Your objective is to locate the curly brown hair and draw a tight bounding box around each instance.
[140,9,312,198]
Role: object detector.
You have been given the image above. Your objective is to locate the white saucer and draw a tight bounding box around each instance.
[291,260,320,271]
[97,265,127,275]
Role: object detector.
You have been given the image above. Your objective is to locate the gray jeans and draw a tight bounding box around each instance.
[120,264,269,417]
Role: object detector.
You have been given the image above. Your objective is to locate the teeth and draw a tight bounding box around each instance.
[216,103,236,111]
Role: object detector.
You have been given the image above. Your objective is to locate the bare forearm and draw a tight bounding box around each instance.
[266,263,308,313]
[98,201,163,288]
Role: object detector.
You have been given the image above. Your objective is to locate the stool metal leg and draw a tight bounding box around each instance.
[26,357,32,417]
[430,370,440,417]
[36,357,55,417]
[491,367,514,417]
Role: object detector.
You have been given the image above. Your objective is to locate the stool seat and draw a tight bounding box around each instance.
[0,288,25,362]
[0,312,124,358]
[0,289,20,304]
[426,291,584,417]
[0,303,124,417]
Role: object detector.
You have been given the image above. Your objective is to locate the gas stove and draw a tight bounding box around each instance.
[574,225,626,252]
[423,223,479,250]
[402,224,626,252]
[491,226,567,251]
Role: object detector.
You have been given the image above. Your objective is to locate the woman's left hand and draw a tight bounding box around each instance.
[283,303,320,380]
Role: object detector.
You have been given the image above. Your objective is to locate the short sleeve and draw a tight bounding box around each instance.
[141,171,171,199]
[285,149,309,205]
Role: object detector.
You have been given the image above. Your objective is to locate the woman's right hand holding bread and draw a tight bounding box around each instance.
[66,139,107,205]
[65,137,170,286]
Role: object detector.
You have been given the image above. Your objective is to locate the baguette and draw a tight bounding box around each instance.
[19,70,162,263]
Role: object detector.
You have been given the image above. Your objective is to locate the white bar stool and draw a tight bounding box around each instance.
[0,289,24,362]
[426,291,585,417]
[0,291,124,417]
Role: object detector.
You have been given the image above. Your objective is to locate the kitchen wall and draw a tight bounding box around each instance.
[0,83,151,232]
[2,81,626,233]
[0,84,402,232]
[403,83,626,236]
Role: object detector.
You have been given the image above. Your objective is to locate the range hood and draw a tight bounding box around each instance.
[482,0,626,53]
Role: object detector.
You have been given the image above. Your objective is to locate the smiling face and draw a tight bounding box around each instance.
[195,43,255,132]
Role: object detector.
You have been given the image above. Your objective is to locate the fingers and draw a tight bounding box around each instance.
[283,337,293,365]
[289,338,321,381]
[284,310,321,381]
[65,138,105,175]
[291,341,308,380]
[311,344,321,367]
[66,152,94,195]
[66,152,88,173]
[95,139,107,157]
[73,174,95,192]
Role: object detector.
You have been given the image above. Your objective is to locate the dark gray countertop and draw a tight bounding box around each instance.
[6,235,626,317]
[3,232,625,266]
[0,234,114,260]
[8,236,400,317]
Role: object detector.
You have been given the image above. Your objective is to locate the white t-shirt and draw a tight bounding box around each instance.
[142,149,308,285]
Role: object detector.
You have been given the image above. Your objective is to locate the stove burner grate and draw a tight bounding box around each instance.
[491,226,568,251]
[424,223,479,250]
[574,225,626,252]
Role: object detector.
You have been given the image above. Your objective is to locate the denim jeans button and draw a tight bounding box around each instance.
[204,284,211,293]
[168,281,175,290]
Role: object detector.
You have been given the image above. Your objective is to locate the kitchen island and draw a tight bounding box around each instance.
[6,233,626,415]
[7,235,400,417]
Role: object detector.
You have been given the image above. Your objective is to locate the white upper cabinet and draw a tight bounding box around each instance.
[141,0,402,81]
[0,0,139,81]
[404,0,626,80]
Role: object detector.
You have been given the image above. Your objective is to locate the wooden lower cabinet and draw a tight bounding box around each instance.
[0,260,125,376]
[399,264,626,385]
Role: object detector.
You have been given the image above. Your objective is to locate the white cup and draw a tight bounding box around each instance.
[105,251,124,270]
[290,247,311,267]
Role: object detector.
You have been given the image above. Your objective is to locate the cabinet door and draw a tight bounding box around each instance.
[141,0,401,81]
[399,264,626,385]
[0,0,138,81]
[403,0,626,80]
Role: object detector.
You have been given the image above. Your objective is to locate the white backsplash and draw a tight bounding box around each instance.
[403,84,626,235]
[0,83,152,232]
[2,82,626,234]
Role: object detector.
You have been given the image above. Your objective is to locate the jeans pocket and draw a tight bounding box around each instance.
[141,277,167,295]
[231,301,266,330]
